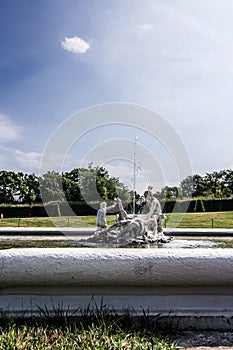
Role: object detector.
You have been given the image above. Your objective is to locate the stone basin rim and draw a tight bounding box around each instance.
[1,246,233,329]
[0,227,233,236]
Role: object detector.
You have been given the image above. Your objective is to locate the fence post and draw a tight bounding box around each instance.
[211,218,214,228]
[17,218,20,227]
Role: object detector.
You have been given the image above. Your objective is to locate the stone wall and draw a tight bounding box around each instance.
[1,247,233,329]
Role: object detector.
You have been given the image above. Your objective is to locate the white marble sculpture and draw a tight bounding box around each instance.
[81,186,171,247]
[96,201,116,229]
[143,187,166,238]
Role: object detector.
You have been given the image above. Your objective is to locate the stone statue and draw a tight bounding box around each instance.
[143,188,166,238]
[114,197,129,222]
[96,201,116,229]
[80,186,171,247]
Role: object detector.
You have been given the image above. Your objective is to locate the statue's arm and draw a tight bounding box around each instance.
[105,203,117,213]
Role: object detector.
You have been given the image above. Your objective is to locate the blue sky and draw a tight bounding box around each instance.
[1,0,233,192]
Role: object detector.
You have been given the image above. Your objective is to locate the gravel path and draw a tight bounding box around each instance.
[174,331,233,348]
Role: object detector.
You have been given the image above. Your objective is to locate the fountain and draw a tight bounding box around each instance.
[2,103,233,328]
[78,187,172,247]
[1,199,233,328]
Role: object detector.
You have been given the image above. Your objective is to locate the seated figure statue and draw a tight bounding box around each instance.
[143,187,166,238]
[114,197,129,222]
[92,187,168,245]
[96,201,116,229]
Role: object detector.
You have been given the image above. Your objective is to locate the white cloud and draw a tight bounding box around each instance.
[0,146,41,173]
[61,36,90,54]
[0,115,21,142]
[139,24,153,31]
[15,150,41,172]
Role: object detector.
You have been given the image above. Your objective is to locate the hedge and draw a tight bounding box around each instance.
[0,198,232,218]
[161,198,233,213]
[0,202,98,218]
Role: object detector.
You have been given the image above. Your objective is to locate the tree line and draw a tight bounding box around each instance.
[0,166,232,205]
[0,164,131,204]
[156,169,233,200]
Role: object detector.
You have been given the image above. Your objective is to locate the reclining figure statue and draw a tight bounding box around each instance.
[91,186,171,246]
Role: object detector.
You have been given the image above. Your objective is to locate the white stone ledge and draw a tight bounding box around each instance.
[1,248,233,329]
[0,227,233,236]
[1,248,233,287]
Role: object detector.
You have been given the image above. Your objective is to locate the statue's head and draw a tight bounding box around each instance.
[147,192,153,202]
[100,202,106,209]
[145,190,153,200]
[144,186,153,199]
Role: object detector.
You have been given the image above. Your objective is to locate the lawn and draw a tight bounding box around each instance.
[0,216,98,228]
[0,211,232,228]
[165,211,233,229]
[0,310,177,350]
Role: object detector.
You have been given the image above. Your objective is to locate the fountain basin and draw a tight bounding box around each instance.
[0,227,233,236]
[1,227,233,249]
[1,246,233,329]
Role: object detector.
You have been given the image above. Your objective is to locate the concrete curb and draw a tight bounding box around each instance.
[1,247,233,329]
[0,227,233,236]
[0,227,94,236]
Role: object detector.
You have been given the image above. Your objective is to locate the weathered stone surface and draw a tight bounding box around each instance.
[174,330,233,347]
[1,248,233,287]
[1,247,233,328]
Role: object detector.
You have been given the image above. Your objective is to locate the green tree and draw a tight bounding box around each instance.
[0,171,17,203]
[219,169,233,197]
[160,186,180,200]
[39,171,65,203]
[62,169,82,202]
[19,173,41,204]
[180,174,205,197]
[203,171,225,198]
[76,164,131,203]
[224,169,233,195]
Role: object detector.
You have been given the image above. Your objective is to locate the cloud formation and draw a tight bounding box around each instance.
[15,150,41,172]
[0,115,21,142]
[0,146,41,173]
[139,24,153,31]
[61,36,90,54]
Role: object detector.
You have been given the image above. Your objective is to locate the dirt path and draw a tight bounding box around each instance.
[174,331,233,348]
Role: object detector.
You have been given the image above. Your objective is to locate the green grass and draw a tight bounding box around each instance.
[0,310,178,350]
[0,216,101,228]
[166,211,233,229]
[0,323,176,350]
[0,211,233,228]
